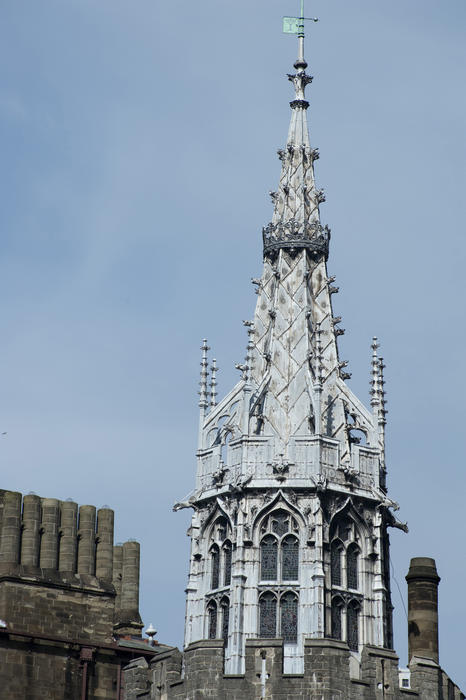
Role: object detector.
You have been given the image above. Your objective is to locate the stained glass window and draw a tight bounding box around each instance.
[208,602,217,639]
[211,545,220,589]
[261,536,278,580]
[331,542,342,586]
[280,592,298,643]
[347,545,358,590]
[347,603,359,651]
[259,592,277,638]
[282,536,299,580]
[223,541,232,586]
[271,510,289,537]
[221,598,230,647]
[331,599,342,640]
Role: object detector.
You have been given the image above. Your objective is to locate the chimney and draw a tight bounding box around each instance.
[405,557,440,664]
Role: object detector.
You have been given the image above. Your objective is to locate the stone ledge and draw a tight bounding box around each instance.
[304,638,349,651]
[184,639,224,652]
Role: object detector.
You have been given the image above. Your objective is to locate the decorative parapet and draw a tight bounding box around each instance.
[263,219,330,260]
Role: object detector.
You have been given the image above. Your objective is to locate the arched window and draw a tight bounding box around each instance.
[211,545,220,589]
[331,598,343,640]
[207,601,217,639]
[221,597,230,647]
[282,535,299,581]
[347,544,359,590]
[261,535,278,580]
[223,541,232,586]
[259,592,277,638]
[347,602,359,651]
[280,592,298,644]
[331,541,342,586]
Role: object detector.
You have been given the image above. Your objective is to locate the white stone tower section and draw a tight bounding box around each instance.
[176,18,405,676]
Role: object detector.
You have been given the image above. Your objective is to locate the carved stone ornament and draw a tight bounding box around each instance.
[263,219,330,260]
[268,453,293,482]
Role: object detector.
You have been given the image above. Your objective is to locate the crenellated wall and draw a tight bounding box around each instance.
[0,489,142,636]
[0,488,146,700]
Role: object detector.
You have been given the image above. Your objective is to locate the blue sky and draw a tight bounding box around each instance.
[1,0,465,688]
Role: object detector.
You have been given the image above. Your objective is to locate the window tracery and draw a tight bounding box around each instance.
[223,541,232,586]
[347,544,359,590]
[208,517,232,592]
[280,592,298,643]
[331,597,343,640]
[221,597,230,647]
[347,602,359,651]
[258,508,301,644]
[261,535,278,580]
[282,536,299,581]
[259,592,277,638]
[211,544,220,590]
[328,513,362,651]
[208,601,217,639]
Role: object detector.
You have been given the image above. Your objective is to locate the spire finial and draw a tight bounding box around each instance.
[210,359,218,408]
[198,339,210,410]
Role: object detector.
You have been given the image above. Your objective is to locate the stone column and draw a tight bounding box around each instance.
[20,494,41,566]
[405,557,440,663]
[59,500,78,572]
[0,491,22,564]
[113,543,123,615]
[39,498,60,569]
[77,505,96,575]
[95,507,114,581]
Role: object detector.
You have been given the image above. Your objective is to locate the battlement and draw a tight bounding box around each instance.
[0,489,142,639]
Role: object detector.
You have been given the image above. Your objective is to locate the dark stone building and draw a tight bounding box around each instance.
[0,489,158,699]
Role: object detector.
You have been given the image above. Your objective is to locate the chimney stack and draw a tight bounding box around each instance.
[406,557,440,664]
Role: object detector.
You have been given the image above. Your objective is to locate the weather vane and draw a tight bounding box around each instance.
[283,0,318,66]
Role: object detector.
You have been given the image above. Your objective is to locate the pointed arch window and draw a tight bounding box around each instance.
[331,541,342,586]
[282,535,299,581]
[221,597,230,647]
[211,545,220,590]
[207,601,217,639]
[259,592,277,638]
[331,598,343,640]
[347,544,359,590]
[280,592,298,643]
[223,541,232,587]
[261,535,278,581]
[347,602,359,651]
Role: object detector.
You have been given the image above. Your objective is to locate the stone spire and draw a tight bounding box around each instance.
[180,13,398,676]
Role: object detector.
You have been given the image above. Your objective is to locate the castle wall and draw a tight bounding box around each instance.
[0,489,146,700]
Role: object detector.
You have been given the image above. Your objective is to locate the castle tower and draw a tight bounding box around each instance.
[177,11,403,676]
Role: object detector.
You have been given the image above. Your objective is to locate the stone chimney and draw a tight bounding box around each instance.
[405,557,440,663]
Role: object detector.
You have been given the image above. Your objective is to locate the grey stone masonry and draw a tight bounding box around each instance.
[123,640,465,700]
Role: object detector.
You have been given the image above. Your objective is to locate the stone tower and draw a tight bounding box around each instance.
[177,17,405,677]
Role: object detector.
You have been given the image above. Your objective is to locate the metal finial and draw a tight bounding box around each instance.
[283,0,318,71]
[210,359,218,408]
[198,339,210,409]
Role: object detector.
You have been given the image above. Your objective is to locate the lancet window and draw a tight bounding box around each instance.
[329,514,362,651]
[207,601,217,639]
[259,591,298,643]
[347,602,360,651]
[331,597,343,640]
[208,517,233,592]
[258,509,300,644]
[221,597,230,647]
[260,510,300,582]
